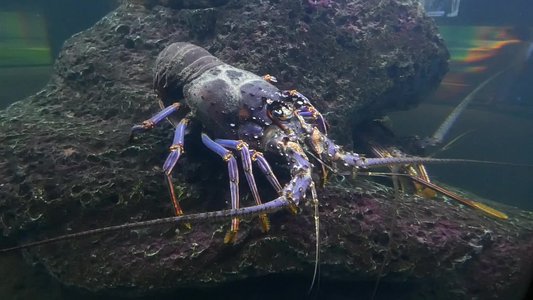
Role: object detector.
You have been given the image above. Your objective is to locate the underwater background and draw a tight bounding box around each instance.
[1,0,531,211]
[0,0,531,299]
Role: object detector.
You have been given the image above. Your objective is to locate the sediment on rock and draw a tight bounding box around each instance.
[1,1,530,299]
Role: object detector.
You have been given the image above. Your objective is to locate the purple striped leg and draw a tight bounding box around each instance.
[216,139,271,232]
[130,103,181,140]
[278,141,314,214]
[163,118,189,216]
[250,150,283,194]
[201,134,241,243]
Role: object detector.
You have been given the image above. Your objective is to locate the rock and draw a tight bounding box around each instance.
[140,0,230,9]
[1,0,530,299]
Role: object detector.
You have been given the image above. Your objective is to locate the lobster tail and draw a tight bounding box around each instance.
[153,42,224,105]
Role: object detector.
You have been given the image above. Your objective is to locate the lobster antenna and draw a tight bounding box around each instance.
[0,198,290,253]
[427,68,508,147]
[359,156,533,168]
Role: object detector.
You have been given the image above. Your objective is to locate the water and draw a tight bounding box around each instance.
[390,7,533,211]
[0,0,531,299]
[0,0,117,107]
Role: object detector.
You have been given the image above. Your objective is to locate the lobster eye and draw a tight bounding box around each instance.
[270,104,293,120]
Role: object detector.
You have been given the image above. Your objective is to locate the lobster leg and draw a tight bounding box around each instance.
[250,150,283,194]
[129,103,181,139]
[163,118,189,216]
[368,142,437,198]
[272,138,315,215]
[406,175,509,219]
[216,139,271,232]
[0,138,317,253]
[201,134,241,243]
[366,142,504,218]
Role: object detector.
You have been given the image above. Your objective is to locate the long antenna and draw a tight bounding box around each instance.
[0,198,290,253]
[424,68,508,147]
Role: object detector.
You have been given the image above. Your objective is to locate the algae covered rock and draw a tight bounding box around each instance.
[1,0,531,299]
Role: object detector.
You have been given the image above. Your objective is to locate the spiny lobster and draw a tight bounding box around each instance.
[0,42,496,255]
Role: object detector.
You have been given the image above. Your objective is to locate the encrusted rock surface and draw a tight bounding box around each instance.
[0,0,531,299]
